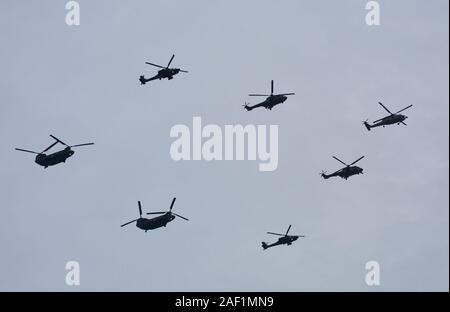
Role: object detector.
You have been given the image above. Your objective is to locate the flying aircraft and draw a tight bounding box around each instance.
[244,80,294,111]
[262,225,304,250]
[364,102,413,131]
[15,135,94,168]
[139,54,188,84]
[321,156,365,180]
[120,198,188,232]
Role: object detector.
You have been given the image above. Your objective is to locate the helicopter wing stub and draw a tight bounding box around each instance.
[378,102,393,115]
[394,104,413,115]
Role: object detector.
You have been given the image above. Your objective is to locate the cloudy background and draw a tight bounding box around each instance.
[0,0,448,291]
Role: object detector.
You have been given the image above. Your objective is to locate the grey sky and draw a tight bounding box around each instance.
[0,0,448,291]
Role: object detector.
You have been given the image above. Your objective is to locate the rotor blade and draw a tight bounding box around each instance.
[146,212,166,215]
[41,141,59,153]
[70,143,94,148]
[378,102,393,115]
[173,213,189,221]
[120,219,138,227]
[167,54,175,68]
[394,104,413,115]
[267,232,284,236]
[179,69,189,73]
[276,93,295,96]
[332,156,348,167]
[137,201,143,217]
[248,94,269,97]
[271,80,274,95]
[285,225,292,236]
[169,197,176,211]
[15,148,40,155]
[401,122,407,126]
[145,62,165,69]
[349,156,365,166]
[50,135,69,147]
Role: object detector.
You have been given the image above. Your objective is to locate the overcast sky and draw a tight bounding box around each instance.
[0,0,448,291]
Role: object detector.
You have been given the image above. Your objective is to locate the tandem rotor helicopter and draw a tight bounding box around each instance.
[262,225,304,250]
[15,135,94,168]
[244,80,295,111]
[364,102,413,131]
[321,156,365,180]
[120,197,188,232]
[139,54,188,85]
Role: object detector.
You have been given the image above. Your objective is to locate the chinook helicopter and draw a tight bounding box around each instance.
[321,156,365,180]
[139,54,188,85]
[364,102,413,131]
[262,225,304,250]
[244,80,295,111]
[15,135,94,168]
[120,197,188,232]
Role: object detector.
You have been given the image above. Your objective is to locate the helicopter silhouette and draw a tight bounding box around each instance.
[120,197,188,232]
[244,80,294,111]
[262,225,304,250]
[15,135,94,168]
[321,156,365,180]
[364,102,413,131]
[139,54,188,84]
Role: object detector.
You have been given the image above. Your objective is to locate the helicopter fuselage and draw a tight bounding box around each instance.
[246,95,288,111]
[140,68,180,84]
[136,213,176,231]
[35,147,74,168]
[370,114,407,128]
[322,166,363,180]
[262,235,299,250]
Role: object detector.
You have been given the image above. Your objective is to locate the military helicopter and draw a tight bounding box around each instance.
[262,225,304,250]
[321,156,365,180]
[244,80,295,111]
[139,54,188,84]
[15,135,94,168]
[120,197,188,232]
[364,102,413,131]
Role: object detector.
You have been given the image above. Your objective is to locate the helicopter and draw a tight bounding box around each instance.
[262,225,304,250]
[321,156,365,180]
[244,80,295,111]
[15,135,94,168]
[120,197,188,232]
[364,102,413,131]
[139,54,188,84]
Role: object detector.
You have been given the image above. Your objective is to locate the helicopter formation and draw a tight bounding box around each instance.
[14,53,414,252]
